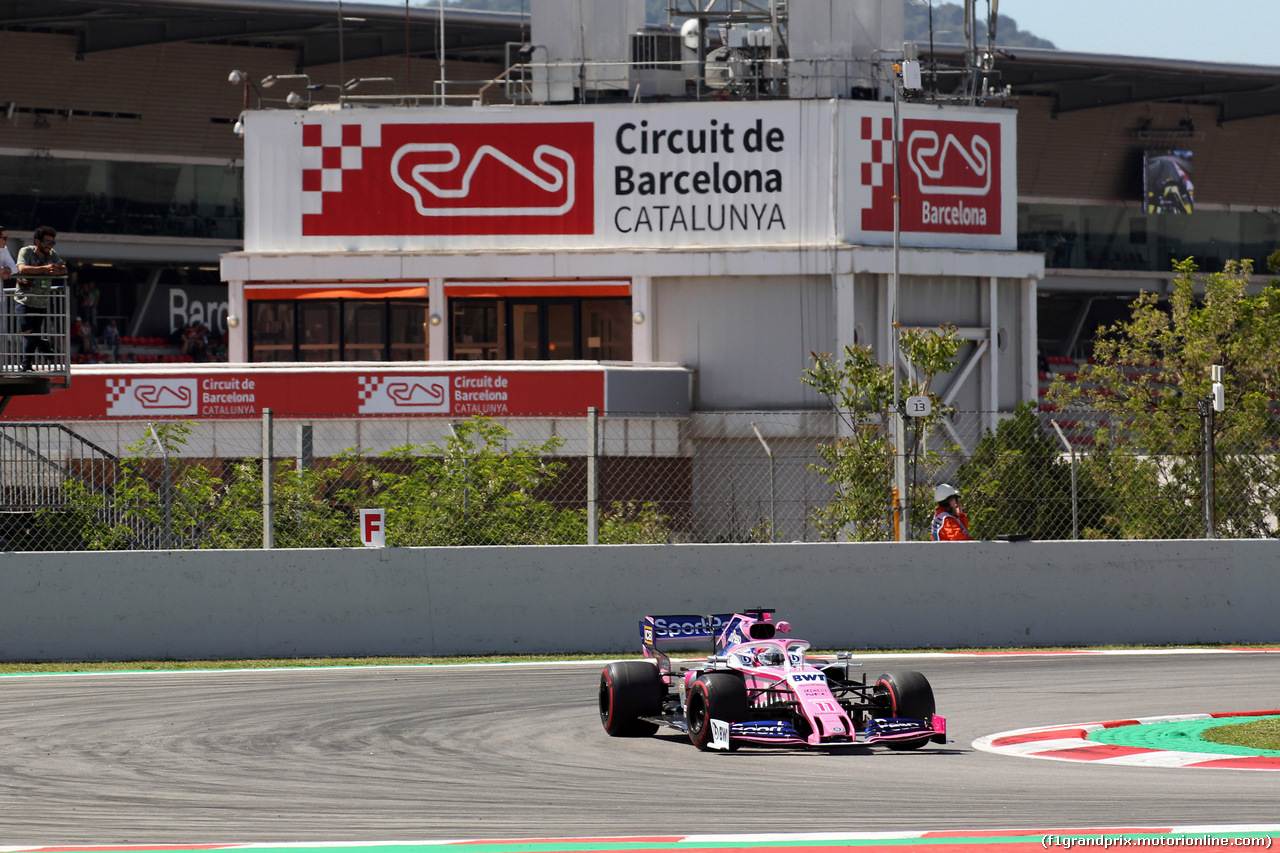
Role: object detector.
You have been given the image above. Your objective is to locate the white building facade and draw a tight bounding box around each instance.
[220,97,1043,420]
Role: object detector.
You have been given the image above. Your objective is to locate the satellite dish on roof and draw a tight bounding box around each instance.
[680,18,702,50]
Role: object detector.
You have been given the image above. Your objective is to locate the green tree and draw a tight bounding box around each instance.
[331,417,668,545]
[41,416,668,549]
[802,326,963,540]
[40,422,220,550]
[1047,258,1280,538]
[206,459,359,549]
[954,402,1081,539]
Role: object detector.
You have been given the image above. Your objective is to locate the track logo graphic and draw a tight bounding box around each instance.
[302,121,594,236]
[391,143,575,217]
[906,129,992,197]
[861,116,1001,235]
[358,375,450,414]
[106,378,199,417]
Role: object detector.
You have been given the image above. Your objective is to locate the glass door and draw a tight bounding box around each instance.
[510,302,541,360]
[344,302,386,361]
[506,300,580,360]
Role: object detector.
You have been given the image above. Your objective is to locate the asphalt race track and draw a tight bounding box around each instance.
[0,651,1277,844]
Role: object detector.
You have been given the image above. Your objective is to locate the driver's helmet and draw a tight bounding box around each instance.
[755,646,785,667]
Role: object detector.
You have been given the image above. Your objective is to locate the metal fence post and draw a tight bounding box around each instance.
[892,407,909,540]
[1049,420,1078,540]
[147,424,172,549]
[1199,397,1214,539]
[296,423,312,474]
[447,421,469,520]
[751,421,776,541]
[262,407,273,549]
[587,406,598,545]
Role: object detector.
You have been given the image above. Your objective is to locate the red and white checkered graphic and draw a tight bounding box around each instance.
[357,375,384,404]
[106,378,131,406]
[301,122,382,215]
[860,116,894,189]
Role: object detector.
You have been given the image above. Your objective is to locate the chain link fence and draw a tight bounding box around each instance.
[2,406,1277,550]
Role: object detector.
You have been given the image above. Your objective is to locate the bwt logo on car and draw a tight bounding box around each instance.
[790,672,826,684]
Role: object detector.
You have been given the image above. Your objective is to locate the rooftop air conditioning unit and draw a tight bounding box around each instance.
[630,30,685,98]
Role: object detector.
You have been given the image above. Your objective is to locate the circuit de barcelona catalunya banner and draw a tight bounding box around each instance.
[242,99,1015,252]
[0,366,605,419]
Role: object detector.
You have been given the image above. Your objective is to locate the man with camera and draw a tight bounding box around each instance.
[15,226,68,371]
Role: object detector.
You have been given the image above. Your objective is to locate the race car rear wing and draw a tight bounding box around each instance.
[640,609,781,659]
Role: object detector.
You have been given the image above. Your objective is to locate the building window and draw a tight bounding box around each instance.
[299,302,339,361]
[249,298,430,362]
[250,302,296,361]
[248,295,631,362]
[389,301,431,361]
[452,300,502,360]
[582,299,632,360]
[448,296,630,361]
[343,302,386,361]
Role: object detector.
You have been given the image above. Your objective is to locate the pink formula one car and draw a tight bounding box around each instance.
[599,608,946,751]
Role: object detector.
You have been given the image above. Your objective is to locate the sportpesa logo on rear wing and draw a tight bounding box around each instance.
[640,614,735,648]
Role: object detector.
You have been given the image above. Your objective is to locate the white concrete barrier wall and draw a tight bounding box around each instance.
[0,540,1276,661]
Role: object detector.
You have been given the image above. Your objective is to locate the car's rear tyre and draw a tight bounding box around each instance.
[686,672,749,751]
[599,661,662,736]
[874,670,936,751]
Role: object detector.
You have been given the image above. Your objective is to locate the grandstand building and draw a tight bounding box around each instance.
[2,0,1279,418]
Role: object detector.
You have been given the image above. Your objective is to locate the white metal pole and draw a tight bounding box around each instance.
[438,0,446,104]
[262,407,274,550]
[891,75,908,541]
[586,406,599,544]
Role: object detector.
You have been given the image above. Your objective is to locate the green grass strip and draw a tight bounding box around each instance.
[1088,715,1280,756]
[1203,715,1280,750]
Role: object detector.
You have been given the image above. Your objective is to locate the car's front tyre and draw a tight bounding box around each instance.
[874,670,936,751]
[685,672,749,751]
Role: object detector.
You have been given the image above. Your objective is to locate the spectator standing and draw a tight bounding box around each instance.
[180,322,198,358]
[73,316,96,355]
[78,280,100,332]
[931,483,973,542]
[193,322,210,361]
[0,226,16,283]
[15,226,67,371]
[102,318,121,362]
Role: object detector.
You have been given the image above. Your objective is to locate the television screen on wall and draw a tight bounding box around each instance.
[1144,149,1194,214]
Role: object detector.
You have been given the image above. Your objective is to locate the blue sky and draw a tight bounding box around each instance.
[1000,0,1275,66]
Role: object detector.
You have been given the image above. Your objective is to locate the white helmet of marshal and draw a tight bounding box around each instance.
[934,483,960,503]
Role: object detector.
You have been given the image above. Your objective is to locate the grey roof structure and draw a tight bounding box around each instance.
[0,0,524,65]
[6,0,1279,120]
